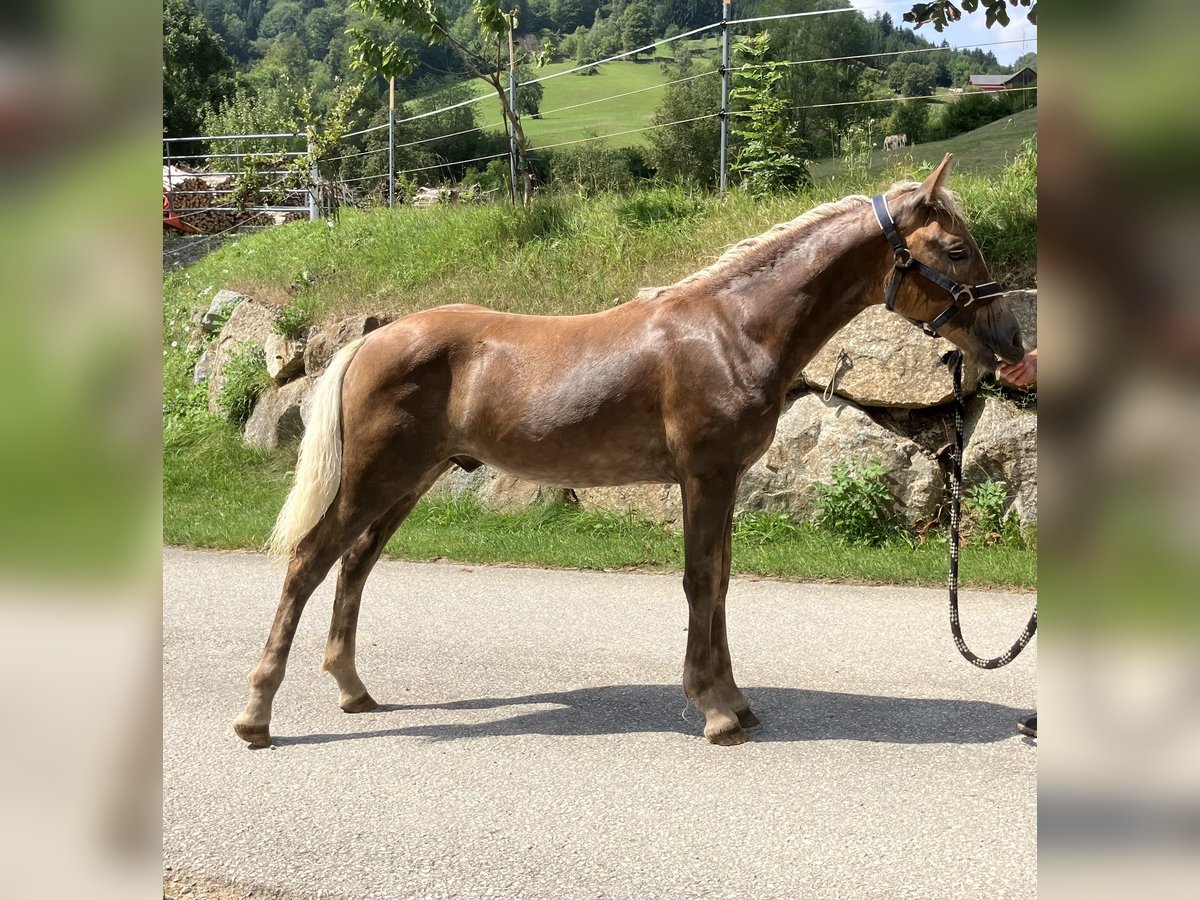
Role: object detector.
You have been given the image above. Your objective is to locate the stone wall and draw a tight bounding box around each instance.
[193,290,1038,526]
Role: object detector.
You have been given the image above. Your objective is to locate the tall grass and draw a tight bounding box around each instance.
[163,151,1036,336]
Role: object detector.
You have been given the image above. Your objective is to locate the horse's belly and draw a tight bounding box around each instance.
[468,435,675,488]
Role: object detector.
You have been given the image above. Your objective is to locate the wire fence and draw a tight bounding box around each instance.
[162,2,1036,234]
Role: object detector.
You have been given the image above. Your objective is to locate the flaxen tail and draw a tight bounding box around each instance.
[267,336,367,557]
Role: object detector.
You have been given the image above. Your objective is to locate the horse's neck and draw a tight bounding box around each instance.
[724,209,885,392]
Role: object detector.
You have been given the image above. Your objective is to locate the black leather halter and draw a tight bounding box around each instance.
[871,194,1004,338]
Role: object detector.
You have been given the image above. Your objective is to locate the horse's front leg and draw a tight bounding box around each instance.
[712,516,759,729]
[680,473,746,746]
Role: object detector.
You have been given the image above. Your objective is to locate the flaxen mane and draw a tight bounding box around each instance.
[638,181,964,302]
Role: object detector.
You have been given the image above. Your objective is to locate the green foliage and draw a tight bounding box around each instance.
[733,511,805,546]
[547,141,645,194]
[614,188,704,228]
[730,32,810,196]
[953,138,1038,286]
[931,88,1035,142]
[885,99,931,144]
[905,0,1037,31]
[217,343,270,427]
[621,2,655,58]
[163,0,236,143]
[964,478,1008,541]
[646,62,720,187]
[273,297,316,340]
[836,119,880,188]
[812,460,905,547]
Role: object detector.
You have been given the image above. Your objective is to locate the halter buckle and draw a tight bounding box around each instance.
[951,284,977,306]
[893,247,913,268]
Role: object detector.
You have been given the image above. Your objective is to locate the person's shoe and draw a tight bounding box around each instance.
[1017,714,1037,738]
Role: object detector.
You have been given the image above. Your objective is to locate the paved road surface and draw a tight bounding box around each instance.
[164,548,1036,899]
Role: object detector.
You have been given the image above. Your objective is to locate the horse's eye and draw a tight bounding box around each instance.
[948,248,967,260]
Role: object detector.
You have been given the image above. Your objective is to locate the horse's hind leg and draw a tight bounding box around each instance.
[233,492,397,747]
[323,467,448,713]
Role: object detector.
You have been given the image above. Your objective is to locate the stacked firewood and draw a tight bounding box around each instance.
[163,166,305,234]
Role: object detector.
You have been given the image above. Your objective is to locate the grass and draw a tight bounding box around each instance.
[161,420,1035,589]
[809,107,1038,180]
[163,146,1036,334]
[163,148,1036,589]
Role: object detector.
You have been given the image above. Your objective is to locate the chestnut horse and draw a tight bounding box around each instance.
[234,155,1024,747]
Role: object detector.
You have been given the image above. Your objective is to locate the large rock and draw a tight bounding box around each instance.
[1004,289,1038,351]
[265,332,306,383]
[738,391,943,523]
[801,305,985,409]
[201,289,246,332]
[303,315,386,377]
[962,395,1038,525]
[203,298,277,416]
[243,377,313,449]
[430,465,569,511]
[574,484,683,527]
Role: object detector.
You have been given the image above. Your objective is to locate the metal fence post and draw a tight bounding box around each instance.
[163,130,175,218]
[308,136,320,221]
[718,0,732,195]
[388,76,396,209]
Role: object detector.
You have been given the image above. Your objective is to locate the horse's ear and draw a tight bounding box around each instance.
[918,153,955,204]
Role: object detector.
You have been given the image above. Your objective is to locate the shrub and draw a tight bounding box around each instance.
[963,478,1029,548]
[546,141,639,194]
[615,187,704,228]
[217,343,270,427]
[273,297,315,339]
[812,460,904,547]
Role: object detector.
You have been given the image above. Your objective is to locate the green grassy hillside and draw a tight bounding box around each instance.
[809,107,1038,180]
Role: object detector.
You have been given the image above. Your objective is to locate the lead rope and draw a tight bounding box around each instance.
[943,350,1038,669]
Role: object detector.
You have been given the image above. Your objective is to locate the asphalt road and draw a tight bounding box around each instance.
[163,547,1037,900]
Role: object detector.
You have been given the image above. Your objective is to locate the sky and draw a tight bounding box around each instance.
[846,0,1038,66]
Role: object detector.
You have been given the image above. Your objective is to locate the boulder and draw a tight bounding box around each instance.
[429,465,569,511]
[265,332,306,383]
[738,391,943,523]
[201,289,246,332]
[1004,289,1038,351]
[962,394,1038,525]
[801,305,985,409]
[303,315,386,377]
[243,377,313,450]
[204,299,277,416]
[574,484,684,528]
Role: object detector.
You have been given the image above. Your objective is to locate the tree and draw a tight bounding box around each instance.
[348,0,547,203]
[646,62,720,187]
[729,33,809,195]
[905,1,1037,31]
[621,2,654,59]
[885,99,930,143]
[163,0,236,142]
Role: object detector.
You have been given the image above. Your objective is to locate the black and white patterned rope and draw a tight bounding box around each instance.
[943,350,1038,669]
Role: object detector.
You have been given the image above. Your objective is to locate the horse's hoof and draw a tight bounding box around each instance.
[340,692,379,714]
[705,711,749,745]
[233,718,272,747]
[707,724,749,746]
[736,708,761,729]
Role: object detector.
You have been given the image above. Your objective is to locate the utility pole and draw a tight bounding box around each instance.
[388,76,396,208]
[718,0,732,195]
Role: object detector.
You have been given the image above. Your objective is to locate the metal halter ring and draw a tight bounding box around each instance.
[893,247,913,268]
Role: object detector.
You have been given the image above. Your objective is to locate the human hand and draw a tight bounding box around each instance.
[997,348,1037,387]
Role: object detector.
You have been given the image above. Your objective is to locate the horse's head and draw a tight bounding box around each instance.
[878,154,1026,367]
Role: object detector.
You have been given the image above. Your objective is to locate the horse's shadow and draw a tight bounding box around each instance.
[277,685,1027,747]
